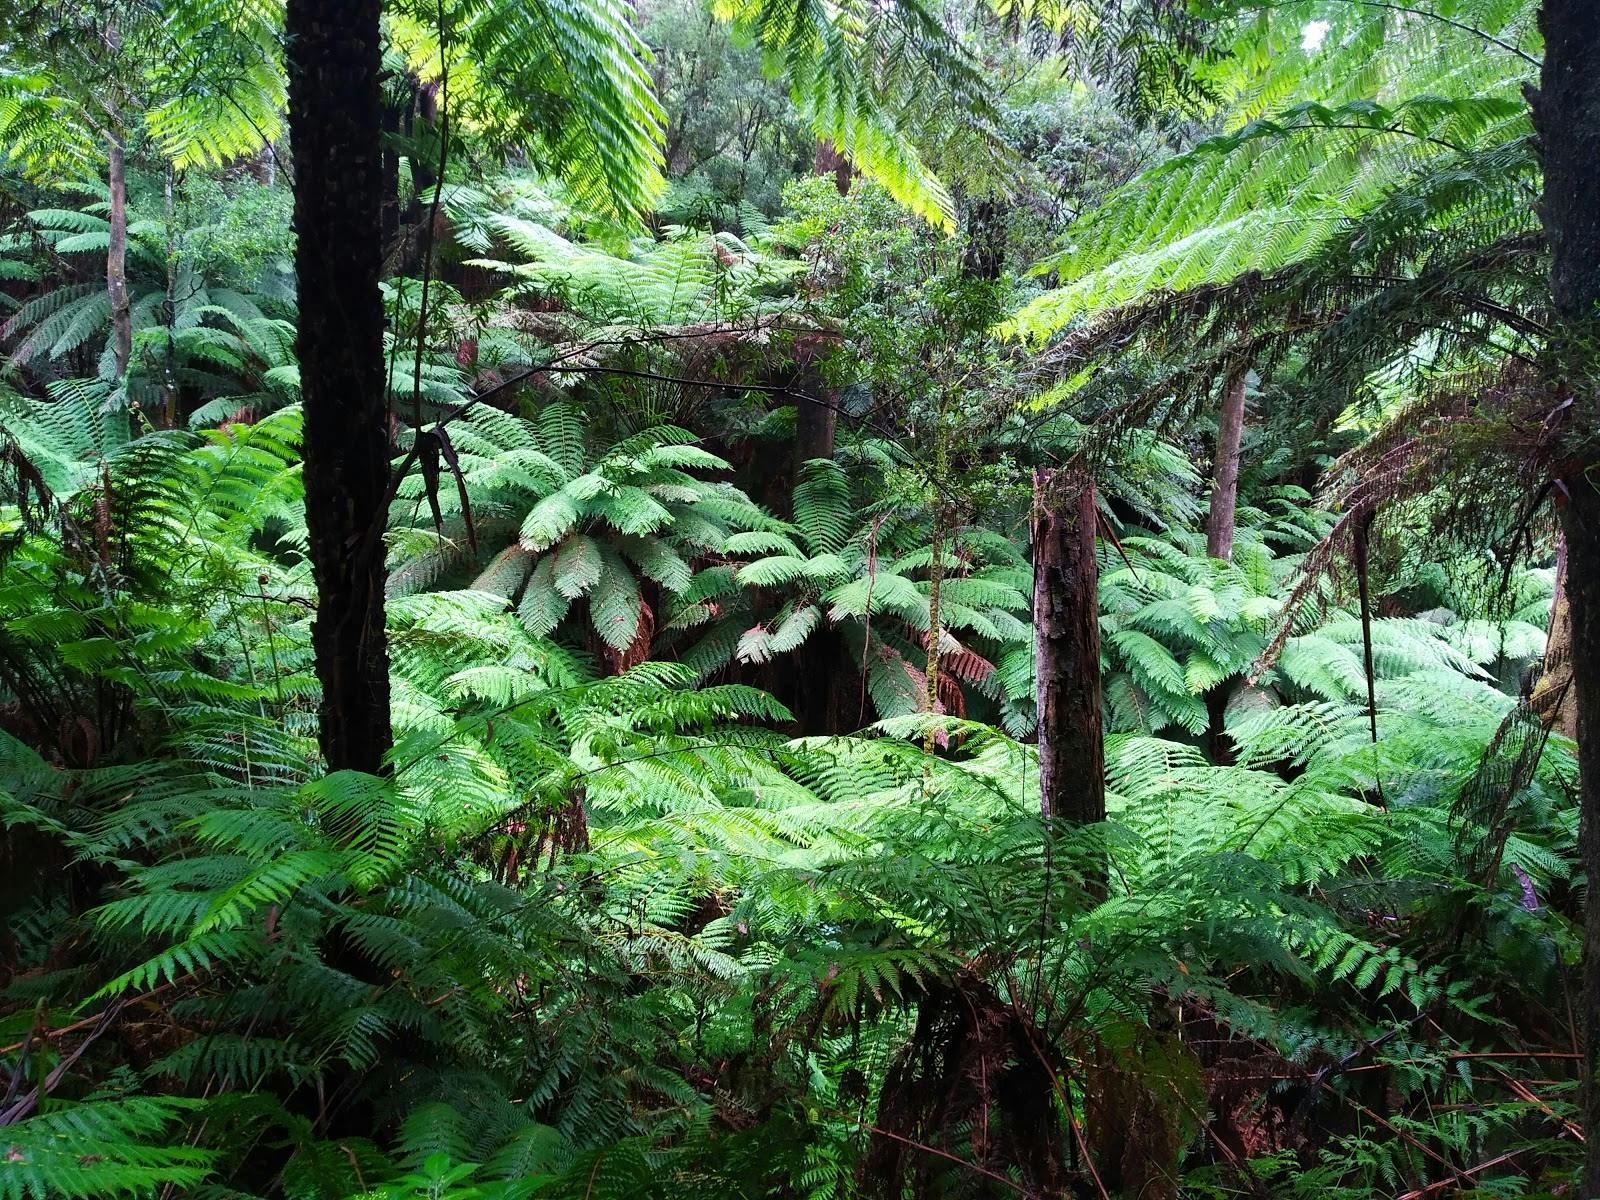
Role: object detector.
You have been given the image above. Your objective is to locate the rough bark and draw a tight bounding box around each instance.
[1537,4,1600,327]
[286,0,393,775]
[1032,469,1105,825]
[1205,369,1248,562]
[1086,1035,1183,1200]
[1533,535,1579,739]
[1532,2,1600,1187]
[106,138,132,382]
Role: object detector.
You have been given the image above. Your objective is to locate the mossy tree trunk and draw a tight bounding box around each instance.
[286,0,393,775]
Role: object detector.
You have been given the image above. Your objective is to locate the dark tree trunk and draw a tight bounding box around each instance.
[789,330,840,492]
[794,391,837,467]
[1532,2,1600,1187]
[1537,4,1600,325]
[1205,369,1248,562]
[107,138,132,383]
[1564,481,1600,1192]
[791,628,848,736]
[286,0,393,775]
[1032,469,1105,825]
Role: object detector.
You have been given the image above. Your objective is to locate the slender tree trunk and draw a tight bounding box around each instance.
[1533,535,1578,738]
[256,144,277,187]
[286,0,393,775]
[161,168,180,429]
[1206,369,1248,562]
[1032,468,1105,825]
[106,137,132,383]
[924,509,947,752]
[781,364,842,737]
[1531,2,1600,1187]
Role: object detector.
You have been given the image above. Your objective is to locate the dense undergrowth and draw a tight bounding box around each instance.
[0,0,1590,1196]
[0,371,1579,1198]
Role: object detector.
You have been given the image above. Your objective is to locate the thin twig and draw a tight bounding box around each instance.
[0,997,128,1125]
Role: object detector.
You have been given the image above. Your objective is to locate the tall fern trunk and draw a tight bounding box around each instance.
[286,0,393,775]
[1564,483,1600,1190]
[1032,468,1104,825]
[106,137,132,384]
[1531,1,1600,1187]
[1205,369,1247,562]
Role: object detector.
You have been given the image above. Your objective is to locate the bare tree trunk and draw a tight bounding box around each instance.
[106,137,132,383]
[1533,535,1578,738]
[286,0,393,775]
[1205,369,1248,562]
[1531,2,1600,1188]
[1032,468,1104,825]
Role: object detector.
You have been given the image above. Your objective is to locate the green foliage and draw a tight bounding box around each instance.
[0,4,1587,1197]
[0,376,1582,1199]
[0,1098,216,1200]
[1,182,295,415]
[0,0,283,178]
[392,401,772,658]
[1010,0,1538,340]
[463,213,801,326]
